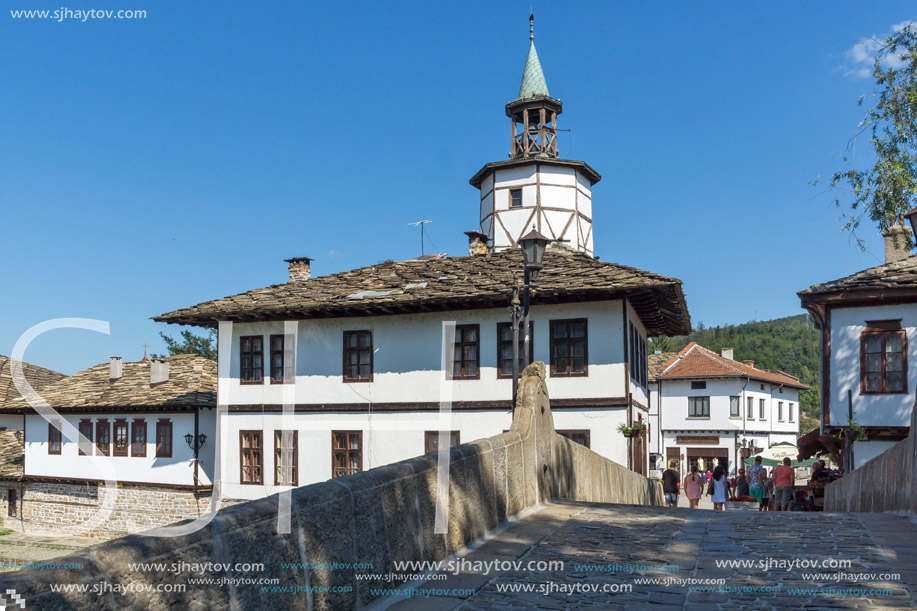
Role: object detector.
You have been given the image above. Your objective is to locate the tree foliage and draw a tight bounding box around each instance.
[826,23,917,248]
[669,314,821,423]
[152,329,217,361]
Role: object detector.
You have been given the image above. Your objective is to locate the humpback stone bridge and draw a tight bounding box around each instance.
[1,365,916,610]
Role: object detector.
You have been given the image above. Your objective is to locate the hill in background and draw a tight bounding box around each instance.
[651,314,820,435]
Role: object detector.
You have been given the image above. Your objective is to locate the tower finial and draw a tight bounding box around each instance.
[529,12,534,41]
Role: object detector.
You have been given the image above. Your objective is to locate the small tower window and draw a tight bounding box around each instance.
[510,189,522,208]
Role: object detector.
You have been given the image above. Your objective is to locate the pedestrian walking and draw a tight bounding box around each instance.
[709,465,731,511]
[735,468,750,497]
[773,457,795,511]
[662,461,680,508]
[683,465,703,510]
[747,456,765,508]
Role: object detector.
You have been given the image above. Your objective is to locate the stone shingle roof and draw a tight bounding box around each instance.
[153,249,691,337]
[799,255,917,301]
[0,356,65,405]
[0,354,216,413]
[0,429,23,479]
[655,343,809,390]
[648,351,678,383]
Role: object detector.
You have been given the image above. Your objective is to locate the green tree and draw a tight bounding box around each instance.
[153,329,217,361]
[825,23,917,248]
[648,336,674,353]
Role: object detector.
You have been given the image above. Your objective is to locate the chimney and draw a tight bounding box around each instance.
[883,224,911,264]
[743,360,755,368]
[721,348,734,361]
[109,357,122,383]
[284,257,313,282]
[464,231,489,256]
[150,358,170,387]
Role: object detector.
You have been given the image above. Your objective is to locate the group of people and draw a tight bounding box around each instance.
[661,455,800,511]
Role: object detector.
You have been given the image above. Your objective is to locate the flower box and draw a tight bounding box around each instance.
[725,501,759,511]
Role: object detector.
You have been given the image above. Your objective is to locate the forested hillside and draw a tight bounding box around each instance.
[651,314,821,434]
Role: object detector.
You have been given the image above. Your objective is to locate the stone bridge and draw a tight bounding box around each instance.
[0,364,915,610]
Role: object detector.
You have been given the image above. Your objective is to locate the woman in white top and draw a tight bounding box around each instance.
[710,465,731,511]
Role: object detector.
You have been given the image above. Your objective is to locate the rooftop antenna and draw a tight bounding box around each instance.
[409,220,432,256]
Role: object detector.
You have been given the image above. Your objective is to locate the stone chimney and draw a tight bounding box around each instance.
[150,358,170,387]
[883,224,911,264]
[721,348,734,361]
[284,257,313,282]
[464,231,489,256]
[743,360,755,368]
[109,357,122,383]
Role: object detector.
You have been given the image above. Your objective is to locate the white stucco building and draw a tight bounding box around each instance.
[800,224,917,470]
[154,21,692,502]
[649,343,806,478]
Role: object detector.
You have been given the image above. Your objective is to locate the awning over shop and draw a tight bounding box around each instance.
[744,442,817,467]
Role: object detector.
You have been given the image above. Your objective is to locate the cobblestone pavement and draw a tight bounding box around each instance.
[387,502,917,610]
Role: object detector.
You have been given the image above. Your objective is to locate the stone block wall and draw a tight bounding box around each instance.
[0,481,211,539]
[0,362,661,610]
[824,398,917,513]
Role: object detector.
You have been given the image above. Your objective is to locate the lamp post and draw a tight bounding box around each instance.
[185,433,207,457]
[510,229,551,407]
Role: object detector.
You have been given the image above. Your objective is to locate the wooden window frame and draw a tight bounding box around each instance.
[131,419,147,457]
[789,403,795,422]
[729,396,740,418]
[331,431,363,478]
[860,321,908,395]
[240,430,263,485]
[113,419,129,457]
[274,430,298,487]
[777,401,784,422]
[496,322,533,379]
[342,330,373,382]
[509,188,522,208]
[759,398,766,420]
[556,429,591,448]
[424,431,460,454]
[155,419,173,458]
[549,318,589,377]
[240,335,264,385]
[48,420,62,455]
[746,396,754,419]
[691,381,707,390]
[269,334,286,384]
[95,419,110,456]
[452,324,480,380]
[7,489,16,518]
[688,396,710,418]
[78,419,93,456]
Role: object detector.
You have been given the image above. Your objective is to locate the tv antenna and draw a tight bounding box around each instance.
[409,220,432,256]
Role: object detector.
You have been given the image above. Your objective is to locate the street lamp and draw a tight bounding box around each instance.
[184,433,207,458]
[510,229,551,406]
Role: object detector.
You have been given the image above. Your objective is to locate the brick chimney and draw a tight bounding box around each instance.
[109,357,122,383]
[721,348,734,361]
[284,257,313,282]
[883,224,911,264]
[743,360,755,368]
[464,231,489,256]
[150,358,170,387]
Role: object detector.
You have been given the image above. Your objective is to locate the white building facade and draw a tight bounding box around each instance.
[651,343,805,478]
[800,225,917,470]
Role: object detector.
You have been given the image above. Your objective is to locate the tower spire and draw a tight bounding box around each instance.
[529,12,534,41]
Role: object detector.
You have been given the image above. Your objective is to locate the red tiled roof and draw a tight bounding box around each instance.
[655,343,809,390]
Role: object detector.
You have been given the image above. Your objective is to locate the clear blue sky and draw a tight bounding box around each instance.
[1,1,913,374]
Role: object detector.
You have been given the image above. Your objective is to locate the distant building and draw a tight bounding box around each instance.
[651,343,806,477]
[154,18,692,502]
[0,355,216,538]
[799,224,916,470]
[0,355,65,429]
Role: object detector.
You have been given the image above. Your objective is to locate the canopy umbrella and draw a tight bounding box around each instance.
[744,442,817,467]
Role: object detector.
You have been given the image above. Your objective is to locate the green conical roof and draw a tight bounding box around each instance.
[517,41,549,100]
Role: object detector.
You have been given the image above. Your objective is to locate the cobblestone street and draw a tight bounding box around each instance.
[386,502,917,610]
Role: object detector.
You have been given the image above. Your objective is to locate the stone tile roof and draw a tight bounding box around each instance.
[153,249,691,337]
[655,342,809,390]
[648,352,678,383]
[0,354,216,413]
[0,429,23,479]
[799,255,917,301]
[0,356,65,405]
